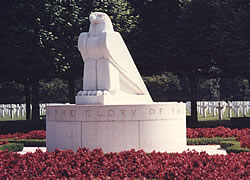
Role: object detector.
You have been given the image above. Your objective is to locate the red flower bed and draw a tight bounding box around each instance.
[186,126,249,138]
[0,130,46,140]
[187,127,250,148]
[236,134,250,149]
[0,141,8,146]
[0,148,249,179]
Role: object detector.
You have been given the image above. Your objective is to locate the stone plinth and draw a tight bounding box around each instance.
[76,94,152,105]
[46,103,186,153]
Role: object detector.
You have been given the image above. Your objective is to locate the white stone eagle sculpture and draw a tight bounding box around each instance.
[76,12,152,104]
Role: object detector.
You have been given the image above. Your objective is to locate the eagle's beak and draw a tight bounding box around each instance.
[89,14,97,24]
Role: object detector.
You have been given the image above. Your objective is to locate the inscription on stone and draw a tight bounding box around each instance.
[47,105,185,122]
[81,105,184,121]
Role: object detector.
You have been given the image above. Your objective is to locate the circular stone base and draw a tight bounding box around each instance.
[46,103,186,153]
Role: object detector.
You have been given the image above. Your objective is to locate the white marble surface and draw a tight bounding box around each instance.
[76,94,152,105]
[46,103,187,153]
[46,121,81,152]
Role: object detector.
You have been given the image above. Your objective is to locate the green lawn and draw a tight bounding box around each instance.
[187,108,250,121]
[0,114,45,121]
[0,116,26,121]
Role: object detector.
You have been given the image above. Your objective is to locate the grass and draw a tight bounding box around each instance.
[0,114,46,121]
[0,139,46,147]
[0,143,24,152]
[0,116,26,121]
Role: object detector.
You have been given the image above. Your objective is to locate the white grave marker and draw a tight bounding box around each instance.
[201,101,208,118]
[0,104,5,117]
[234,101,241,117]
[20,104,25,116]
[242,101,247,116]
[227,101,233,118]
[211,101,217,117]
[217,101,224,120]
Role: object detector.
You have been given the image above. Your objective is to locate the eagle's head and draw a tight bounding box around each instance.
[89,12,114,37]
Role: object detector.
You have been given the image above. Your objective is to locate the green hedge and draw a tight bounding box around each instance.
[220,141,250,153]
[187,137,250,153]
[0,139,46,147]
[187,137,235,145]
[0,143,24,152]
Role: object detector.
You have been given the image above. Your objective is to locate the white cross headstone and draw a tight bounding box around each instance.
[222,101,227,114]
[207,102,212,114]
[201,101,208,118]
[196,101,201,115]
[44,104,47,114]
[0,104,5,117]
[227,101,233,118]
[217,101,224,120]
[39,104,43,115]
[15,104,20,117]
[233,101,241,117]
[247,101,250,114]
[6,104,10,116]
[242,101,247,116]
[8,104,14,119]
[20,104,25,117]
[41,103,47,115]
[13,104,17,118]
[211,101,217,116]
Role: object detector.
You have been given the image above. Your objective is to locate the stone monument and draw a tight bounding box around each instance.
[76,12,152,105]
[46,12,186,153]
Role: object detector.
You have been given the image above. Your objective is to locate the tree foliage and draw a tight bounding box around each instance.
[144,72,182,101]
[212,0,250,78]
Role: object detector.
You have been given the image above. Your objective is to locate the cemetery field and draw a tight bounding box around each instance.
[186,101,250,123]
[0,116,26,121]
[0,116,45,121]
[198,109,250,121]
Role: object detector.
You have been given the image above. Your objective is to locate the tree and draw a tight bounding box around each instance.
[212,0,250,79]
[143,72,182,101]
[128,0,181,75]
[0,0,56,120]
[129,0,220,124]
[220,77,250,100]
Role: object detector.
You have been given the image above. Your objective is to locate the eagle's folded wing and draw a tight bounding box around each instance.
[78,32,89,61]
[99,32,150,95]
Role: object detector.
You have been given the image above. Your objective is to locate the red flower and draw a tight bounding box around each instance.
[1,148,248,179]
[0,141,9,146]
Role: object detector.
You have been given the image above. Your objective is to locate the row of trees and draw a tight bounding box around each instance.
[1,75,249,104]
[0,0,249,123]
[0,0,137,120]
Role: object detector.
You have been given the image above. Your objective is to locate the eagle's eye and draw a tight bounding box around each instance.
[97,14,104,18]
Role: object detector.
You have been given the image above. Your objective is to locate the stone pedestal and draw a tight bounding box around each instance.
[76,94,152,105]
[46,102,186,153]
